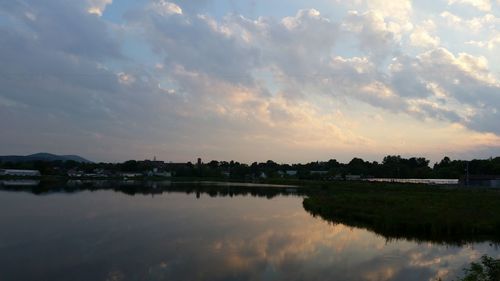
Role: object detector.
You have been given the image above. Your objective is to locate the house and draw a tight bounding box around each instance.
[67,169,84,177]
[155,171,172,177]
[0,169,41,177]
[286,170,298,176]
[147,169,172,177]
[121,173,143,178]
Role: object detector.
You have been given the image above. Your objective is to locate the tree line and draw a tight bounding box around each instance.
[2,155,500,179]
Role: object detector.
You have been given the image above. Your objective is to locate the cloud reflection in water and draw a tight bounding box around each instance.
[0,190,497,281]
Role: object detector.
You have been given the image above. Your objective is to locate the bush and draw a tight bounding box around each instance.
[456,256,500,281]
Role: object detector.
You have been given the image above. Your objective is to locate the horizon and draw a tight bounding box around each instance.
[1,0,500,163]
[1,151,498,166]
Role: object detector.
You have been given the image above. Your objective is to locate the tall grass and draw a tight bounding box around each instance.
[303,182,500,244]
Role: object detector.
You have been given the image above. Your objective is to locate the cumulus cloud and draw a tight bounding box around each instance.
[87,0,112,16]
[128,8,261,87]
[440,11,499,31]
[448,0,492,12]
[0,1,121,60]
[342,11,400,60]
[410,29,440,48]
[390,48,500,133]
[151,0,182,16]
[466,32,500,49]
[1,0,499,161]
[337,0,413,22]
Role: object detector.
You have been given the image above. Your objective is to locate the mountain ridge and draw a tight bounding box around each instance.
[0,153,92,163]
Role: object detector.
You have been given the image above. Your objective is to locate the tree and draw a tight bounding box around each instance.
[454,255,500,281]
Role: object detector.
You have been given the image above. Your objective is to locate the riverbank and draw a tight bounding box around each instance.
[301,181,500,244]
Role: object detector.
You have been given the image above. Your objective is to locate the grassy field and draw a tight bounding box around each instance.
[301,181,500,244]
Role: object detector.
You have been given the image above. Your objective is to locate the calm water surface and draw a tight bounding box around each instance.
[0,184,498,281]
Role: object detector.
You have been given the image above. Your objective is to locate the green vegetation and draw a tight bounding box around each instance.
[448,256,500,281]
[2,155,500,180]
[302,182,500,244]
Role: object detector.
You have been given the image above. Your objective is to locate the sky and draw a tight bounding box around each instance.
[0,0,500,163]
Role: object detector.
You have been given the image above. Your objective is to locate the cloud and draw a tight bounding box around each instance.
[87,0,112,16]
[151,0,182,16]
[0,1,121,60]
[128,8,261,87]
[409,22,440,49]
[466,32,500,49]
[448,0,492,12]
[342,11,399,60]
[440,11,499,31]
[1,0,500,161]
[390,48,500,133]
[337,0,413,22]
[0,0,184,160]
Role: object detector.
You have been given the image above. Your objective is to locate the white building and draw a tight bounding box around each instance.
[286,170,298,176]
[155,171,172,178]
[121,173,143,178]
[0,169,41,177]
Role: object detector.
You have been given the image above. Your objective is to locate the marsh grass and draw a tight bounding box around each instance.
[302,182,500,244]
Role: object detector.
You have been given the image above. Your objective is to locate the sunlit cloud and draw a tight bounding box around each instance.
[87,0,112,16]
[448,0,492,12]
[0,0,499,162]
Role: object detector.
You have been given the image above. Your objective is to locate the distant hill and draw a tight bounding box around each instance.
[0,153,92,163]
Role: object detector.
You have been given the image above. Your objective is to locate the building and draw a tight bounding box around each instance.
[0,180,40,186]
[156,171,172,177]
[0,169,41,177]
[67,169,84,177]
[286,170,298,176]
[147,169,172,178]
[121,172,143,178]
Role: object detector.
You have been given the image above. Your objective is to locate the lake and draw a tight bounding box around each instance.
[0,182,498,281]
